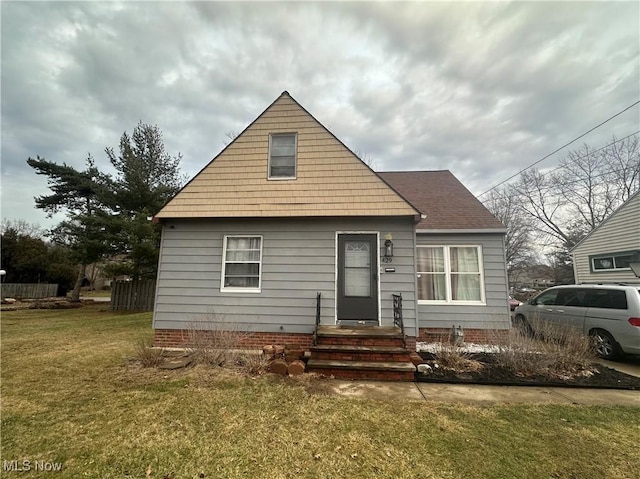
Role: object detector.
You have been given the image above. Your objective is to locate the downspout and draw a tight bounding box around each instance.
[412,218,422,342]
[501,233,510,323]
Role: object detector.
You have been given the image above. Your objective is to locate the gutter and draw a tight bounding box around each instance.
[416,228,507,234]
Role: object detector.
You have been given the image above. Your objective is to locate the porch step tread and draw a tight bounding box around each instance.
[310,345,408,353]
[307,359,416,372]
[317,325,403,338]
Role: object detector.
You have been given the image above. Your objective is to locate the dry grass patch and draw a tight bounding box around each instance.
[429,339,485,373]
[2,305,640,479]
[492,318,597,379]
[132,336,164,368]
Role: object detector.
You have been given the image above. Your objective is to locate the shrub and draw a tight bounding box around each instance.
[234,351,271,376]
[429,337,484,373]
[134,337,164,368]
[492,315,596,379]
[182,313,254,367]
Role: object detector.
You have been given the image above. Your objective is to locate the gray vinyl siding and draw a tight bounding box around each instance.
[572,194,640,283]
[153,217,417,336]
[416,233,510,330]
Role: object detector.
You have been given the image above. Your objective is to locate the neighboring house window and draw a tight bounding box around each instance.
[590,252,636,272]
[221,236,263,292]
[268,133,297,179]
[416,246,484,303]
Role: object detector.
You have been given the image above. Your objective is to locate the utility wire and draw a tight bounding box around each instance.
[477,100,640,198]
[483,165,640,202]
[524,130,640,179]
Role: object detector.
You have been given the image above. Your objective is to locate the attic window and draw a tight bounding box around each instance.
[269,133,297,179]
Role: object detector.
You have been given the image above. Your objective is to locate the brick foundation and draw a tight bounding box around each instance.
[418,327,508,344]
[155,328,418,350]
[154,329,314,349]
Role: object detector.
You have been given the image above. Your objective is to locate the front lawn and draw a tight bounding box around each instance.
[1,305,639,478]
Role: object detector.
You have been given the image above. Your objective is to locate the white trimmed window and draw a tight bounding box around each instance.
[416,246,484,303]
[590,252,636,272]
[221,236,263,292]
[268,133,297,179]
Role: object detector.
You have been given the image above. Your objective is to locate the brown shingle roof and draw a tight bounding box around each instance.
[377,171,505,231]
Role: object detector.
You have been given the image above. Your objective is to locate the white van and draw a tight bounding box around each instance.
[514,284,640,359]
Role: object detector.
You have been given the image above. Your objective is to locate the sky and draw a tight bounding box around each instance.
[2,0,639,230]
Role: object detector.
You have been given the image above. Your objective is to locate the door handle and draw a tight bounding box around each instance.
[556,309,564,313]
[545,308,553,312]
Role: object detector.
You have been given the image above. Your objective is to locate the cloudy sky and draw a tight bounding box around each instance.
[2,0,639,229]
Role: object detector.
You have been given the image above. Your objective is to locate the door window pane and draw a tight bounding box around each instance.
[344,241,370,297]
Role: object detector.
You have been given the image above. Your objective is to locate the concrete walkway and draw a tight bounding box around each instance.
[328,381,640,406]
[596,358,640,378]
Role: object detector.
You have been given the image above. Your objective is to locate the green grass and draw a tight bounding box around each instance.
[2,305,639,478]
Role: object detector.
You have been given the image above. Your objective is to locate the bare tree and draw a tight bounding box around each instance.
[484,188,535,273]
[353,149,377,170]
[223,131,240,146]
[512,134,640,250]
[606,134,640,200]
[505,134,640,283]
[1,218,46,238]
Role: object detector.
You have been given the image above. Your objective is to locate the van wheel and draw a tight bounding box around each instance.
[513,314,533,336]
[590,329,621,360]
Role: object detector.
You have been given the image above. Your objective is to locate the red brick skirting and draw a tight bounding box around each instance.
[418,328,508,344]
[155,329,418,350]
[154,329,314,349]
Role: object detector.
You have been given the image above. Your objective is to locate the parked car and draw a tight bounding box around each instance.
[509,296,522,311]
[514,284,640,360]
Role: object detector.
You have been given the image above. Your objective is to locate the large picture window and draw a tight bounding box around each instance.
[268,133,297,179]
[417,246,484,303]
[221,236,263,292]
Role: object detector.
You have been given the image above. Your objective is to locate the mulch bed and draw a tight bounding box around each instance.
[416,352,640,390]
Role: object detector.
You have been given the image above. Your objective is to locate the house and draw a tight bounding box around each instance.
[571,191,640,284]
[152,91,510,376]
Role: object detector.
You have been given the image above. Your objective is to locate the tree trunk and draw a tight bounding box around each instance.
[70,263,86,302]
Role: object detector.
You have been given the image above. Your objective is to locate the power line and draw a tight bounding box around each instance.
[526,130,640,179]
[483,165,640,202]
[478,100,640,198]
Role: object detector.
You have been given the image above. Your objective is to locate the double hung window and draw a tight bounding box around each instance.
[269,133,297,179]
[417,246,484,303]
[221,236,263,292]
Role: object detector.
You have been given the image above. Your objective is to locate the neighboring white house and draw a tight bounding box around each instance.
[571,191,640,283]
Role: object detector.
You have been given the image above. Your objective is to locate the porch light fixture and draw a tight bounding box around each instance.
[384,239,394,258]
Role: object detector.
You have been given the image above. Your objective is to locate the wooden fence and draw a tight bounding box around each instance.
[111,279,156,311]
[1,283,58,299]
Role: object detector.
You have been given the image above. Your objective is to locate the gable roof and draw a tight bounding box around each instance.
[377,171,505,231]
[155,92,420,220]
[570,189,640,253]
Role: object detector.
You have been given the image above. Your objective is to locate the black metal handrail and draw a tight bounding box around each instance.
[313,292,321,346]
[392,293,406,348]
